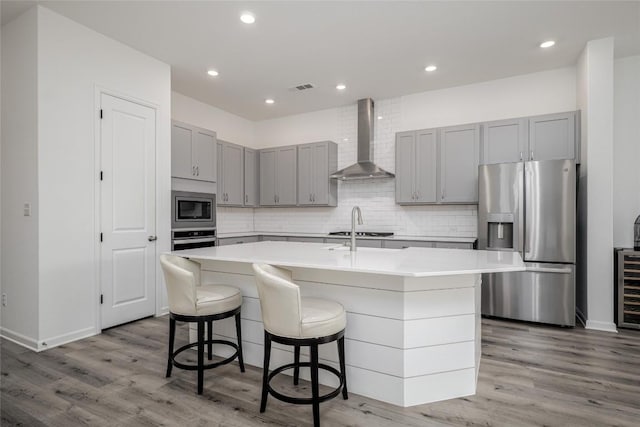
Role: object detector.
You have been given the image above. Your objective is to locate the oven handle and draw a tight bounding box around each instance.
[172,238,217,245]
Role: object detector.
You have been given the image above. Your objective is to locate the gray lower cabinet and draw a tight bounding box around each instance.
[297,141,337,206]
[383,240,434,249]
[171,121,216,182]
[396,129,438,204]
[287,236,325,243]
[244,148,259,207]
[434,241,474,249]
[260,146,297,206]
[217,140,244,206]
[439,124,480,203]
[261,235,288,242]
[217,236,260,246]
[481,118,528,164]
[528,111,576,162]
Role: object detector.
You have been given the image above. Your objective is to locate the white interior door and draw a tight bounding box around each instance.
[100,93,156,329]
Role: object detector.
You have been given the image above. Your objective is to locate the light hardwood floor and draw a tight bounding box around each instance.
[2,316,639,426]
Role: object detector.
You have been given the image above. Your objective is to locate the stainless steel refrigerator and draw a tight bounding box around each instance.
[478,159,576,326]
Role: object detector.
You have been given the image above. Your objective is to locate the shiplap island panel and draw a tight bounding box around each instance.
[172,241,524,407]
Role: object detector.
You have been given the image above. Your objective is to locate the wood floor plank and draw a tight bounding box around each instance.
[2,316,640,426]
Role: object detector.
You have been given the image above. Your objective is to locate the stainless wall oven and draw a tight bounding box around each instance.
[172,191,216,229]
[172,229,216,251]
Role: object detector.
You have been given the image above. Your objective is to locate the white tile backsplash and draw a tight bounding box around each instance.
[218,97,478,238]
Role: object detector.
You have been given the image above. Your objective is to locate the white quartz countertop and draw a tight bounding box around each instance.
[173,241,524,278]
[217,231,477,243]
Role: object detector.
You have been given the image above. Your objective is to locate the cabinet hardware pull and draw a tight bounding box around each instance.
[245,194,248,203]
[192,166,195,176]
[530,150,534,160]
[520,151,523,161]
[196,166,199,176]
[309,194,312,202]
[442,189,445,200]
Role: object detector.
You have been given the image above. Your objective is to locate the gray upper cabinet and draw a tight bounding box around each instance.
[439,124,480,203]
[297,141,337,206]
[244,148,259,207]
[481,118,528,164]
[528,112,576,162]
[217,140,244,206]
[171,120,216,182]
[260,146,297,206]
[396,129,437,204]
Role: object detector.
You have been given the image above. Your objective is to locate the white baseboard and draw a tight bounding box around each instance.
[0,327,39,351]
[585,320,618,333]
[38,326,97,351]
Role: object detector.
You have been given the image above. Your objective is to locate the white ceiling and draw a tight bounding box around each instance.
[2,1,639,121]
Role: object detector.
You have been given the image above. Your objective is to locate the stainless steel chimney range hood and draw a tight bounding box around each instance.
[330,98,395,180]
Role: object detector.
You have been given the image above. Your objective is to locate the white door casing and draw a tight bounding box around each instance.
[100,93,156,329]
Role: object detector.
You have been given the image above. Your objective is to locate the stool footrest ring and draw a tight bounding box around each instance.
[171,339,239,371]
[267,362,344,405]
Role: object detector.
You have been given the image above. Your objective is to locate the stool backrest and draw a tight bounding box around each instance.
[252,264,302,337]
[160,254,201,315]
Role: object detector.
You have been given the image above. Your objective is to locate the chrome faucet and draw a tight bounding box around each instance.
[350,206,364,252]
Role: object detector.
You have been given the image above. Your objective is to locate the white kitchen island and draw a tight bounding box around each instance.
[171,241,524,407]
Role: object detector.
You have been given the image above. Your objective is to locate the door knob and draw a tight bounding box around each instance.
[148,236,157,242]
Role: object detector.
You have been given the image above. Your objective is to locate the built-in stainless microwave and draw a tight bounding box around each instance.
[172,191,216,229]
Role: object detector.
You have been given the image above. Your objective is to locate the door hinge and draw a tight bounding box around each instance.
[100,109,103,119]
[100,171,103,181]
[100,294,104,304]
[100,233,103,242]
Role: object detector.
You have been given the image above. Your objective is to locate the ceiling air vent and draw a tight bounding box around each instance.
[289,83,315,92]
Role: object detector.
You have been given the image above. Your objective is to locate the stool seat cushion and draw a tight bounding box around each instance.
[300,297,346,338]
[195,284,242,316]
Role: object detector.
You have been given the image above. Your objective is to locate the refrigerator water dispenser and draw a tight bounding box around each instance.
[486,213,515,250]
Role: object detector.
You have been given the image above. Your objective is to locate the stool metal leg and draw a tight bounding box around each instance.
[293,345,300,385]
[166,317,176,378]
[207,320,213,361]
[260,331,272,413]
[197,319,205,395]
[310,343,320,427]
[234,312,245,372]
[338,336,348,399]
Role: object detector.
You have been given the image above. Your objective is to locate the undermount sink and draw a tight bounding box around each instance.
[325,245,405,252]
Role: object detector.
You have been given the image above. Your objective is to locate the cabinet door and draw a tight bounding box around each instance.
[259,149,277,206]
[276,146,297,205]
[481,118,527,164]
[395,131,415,203]
[414,129,438,203]
[222,143,244,205]
[439,124,480,203]
[528,112,575,161]
[384,240,434,249]
[192,129,216,182]
[244,148,258,207]
[171,122,194,179]
[312,142,330,205]
[297,144,314,205]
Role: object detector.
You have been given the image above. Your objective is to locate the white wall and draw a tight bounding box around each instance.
[0,6,172,350]
[172,91,255,148]
[613,56,640,247]
[1,8,40,347]
[251,67,577,236]
[576,38,616,332]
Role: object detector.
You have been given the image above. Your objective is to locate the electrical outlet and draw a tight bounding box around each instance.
[2,293,7,307]
[23,203,31,216]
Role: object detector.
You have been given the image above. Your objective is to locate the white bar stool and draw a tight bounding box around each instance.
[252,263,348,427]
[160,254,245,395]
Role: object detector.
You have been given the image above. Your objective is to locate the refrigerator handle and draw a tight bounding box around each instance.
[525,266,572,274]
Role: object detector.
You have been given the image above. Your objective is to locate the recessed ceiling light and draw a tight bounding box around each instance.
[207,69,219,77]
[540,40,555,48]
[240,13,255,24]
[377,116,383,120]
[265,99,275,104]
[424,65,437,72]
[336,84,346,90]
